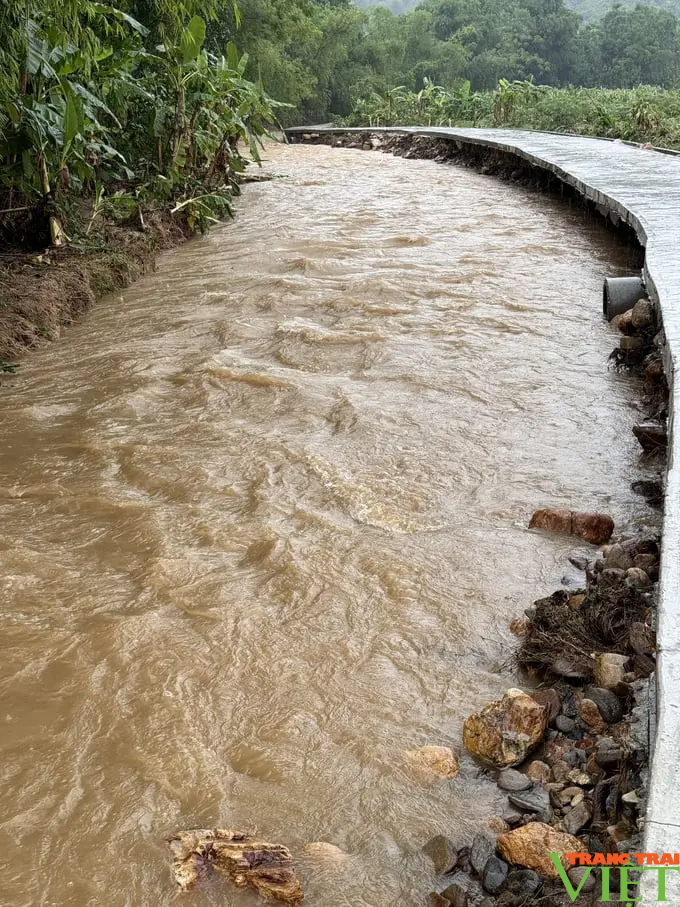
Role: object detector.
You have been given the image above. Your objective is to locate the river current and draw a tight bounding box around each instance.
[0,142,649,906]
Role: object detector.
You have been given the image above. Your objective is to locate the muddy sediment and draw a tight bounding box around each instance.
[290,129,667,905]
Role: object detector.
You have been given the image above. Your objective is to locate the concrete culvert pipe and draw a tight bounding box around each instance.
[603,275,646,321]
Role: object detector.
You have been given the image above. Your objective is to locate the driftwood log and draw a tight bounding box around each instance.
[167,828,304,902]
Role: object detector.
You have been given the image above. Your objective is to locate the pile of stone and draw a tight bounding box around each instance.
[517,533,659,681]
[424,677,648,905]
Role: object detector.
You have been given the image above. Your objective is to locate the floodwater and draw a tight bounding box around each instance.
[0,142,652,906]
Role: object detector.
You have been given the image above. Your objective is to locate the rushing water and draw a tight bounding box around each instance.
[0,142,652,906]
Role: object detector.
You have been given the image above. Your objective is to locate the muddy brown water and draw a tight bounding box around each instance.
[0,142,655,906]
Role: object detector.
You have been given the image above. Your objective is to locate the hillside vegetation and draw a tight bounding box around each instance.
[357,0,680,19]
[2,0,680,258]
[343,81,680,150]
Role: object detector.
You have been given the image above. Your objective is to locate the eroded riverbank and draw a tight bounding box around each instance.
[0,141,659,905]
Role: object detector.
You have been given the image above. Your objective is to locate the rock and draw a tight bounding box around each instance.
[631,298,655,330]
[497,769,533,792]
[555,786,582,806]
[508,786,553,822]
[566,769,592,787]
[626,567,652,589]
[501,807,524,827]
[526,761,552,784]
[423,835,458,874]
[567,865,597,893]
[497,823,584,879]
[594,653,628,690]
[634,652,656,678]
[529,509,614,544]
[635,556,659,579]
[562,748,585,767]
[619,335,645,351]
[594,738,624,769]
[586,687,624,725]
[531,689,561,722]
[579,699,606,733]
[470,832,497,874]
[428,894,450,907]
[552,760,571,783]
[630,622,656,656]
[571,512,615,545]
[632,421,667,451]
[167,829,303,902]
[463,690,549,769]
[555,716,575,734]
[442,873,485,907]
[529,507,571,535]
[504,868,541,900]
[563,800,593,835]
[615,309,636,335]
[487,816,510,834]
[408,746,460,778]
[482,855,509,893]
[604,544,634,571]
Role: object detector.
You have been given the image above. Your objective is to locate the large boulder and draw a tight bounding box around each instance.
[463,690,549,768]
[497,823,583,879]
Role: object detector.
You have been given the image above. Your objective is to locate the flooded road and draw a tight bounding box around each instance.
[0,142,649,906]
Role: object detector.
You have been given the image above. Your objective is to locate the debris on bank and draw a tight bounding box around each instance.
[419,294,664,905]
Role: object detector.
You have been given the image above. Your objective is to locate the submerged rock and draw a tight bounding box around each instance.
[167,828,303,902]
[303,842,348,865]
[497,822,583,878]
[408,745,460,778]
[423,835,458,874]
[463,689,548,768]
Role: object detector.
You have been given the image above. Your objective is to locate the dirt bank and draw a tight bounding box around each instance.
[0,211,190,369]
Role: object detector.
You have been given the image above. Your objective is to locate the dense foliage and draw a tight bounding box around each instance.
[342,80,680,149]
[0,0,280,247]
